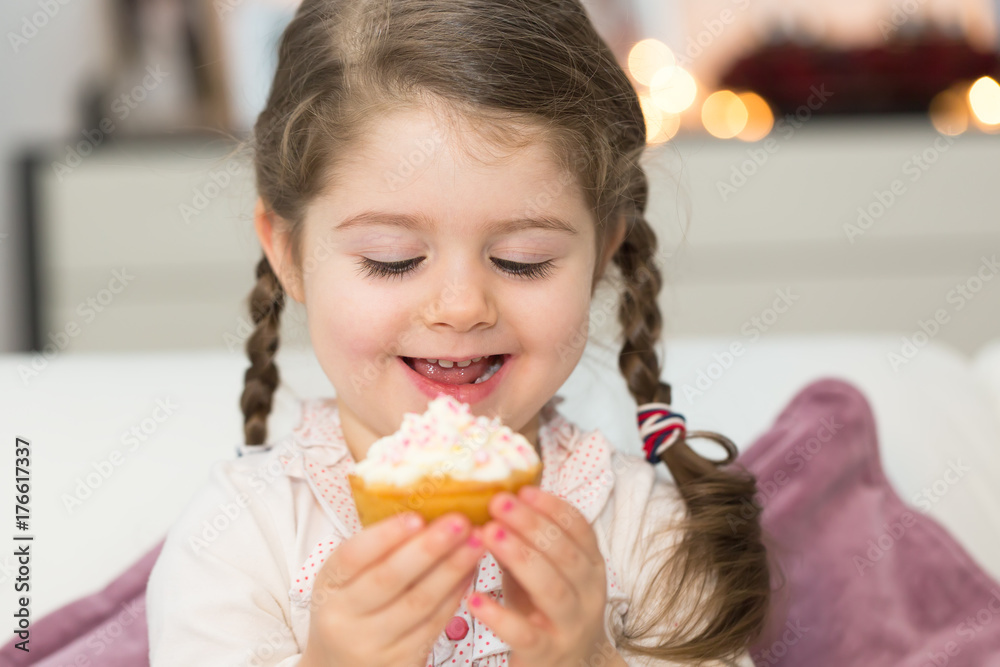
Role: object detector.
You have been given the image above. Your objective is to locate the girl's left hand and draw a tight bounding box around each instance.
[465,486,618,667]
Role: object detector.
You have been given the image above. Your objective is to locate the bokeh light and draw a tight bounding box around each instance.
[628,39,675,87]
[968,76,1000,126]
[702,90,749,139]
[654,112,682,143]
[639,93,663,142]
[650,66,698,114]
[736,92,775,142]
[640,93,681,144]
[929,86,970,136]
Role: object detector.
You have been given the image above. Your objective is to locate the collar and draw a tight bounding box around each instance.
[282,396,628,665]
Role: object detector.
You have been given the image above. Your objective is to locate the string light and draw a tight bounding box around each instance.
[702,90,748,139]
[650,66,698,114]
[628,39,675,87]
[929,86,970,136]
[736,92,774,142]
[968,76,1000,126]
[640,93,681,144]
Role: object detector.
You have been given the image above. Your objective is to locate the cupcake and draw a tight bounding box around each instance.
[348,395,542,526]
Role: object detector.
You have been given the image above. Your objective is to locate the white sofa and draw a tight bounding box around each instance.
[3,333,1000,622]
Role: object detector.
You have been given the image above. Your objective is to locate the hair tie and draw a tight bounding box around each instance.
[637,402,687,464]
[637,402,740,467]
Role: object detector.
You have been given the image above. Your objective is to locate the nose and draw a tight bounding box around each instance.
[420,267,498,333]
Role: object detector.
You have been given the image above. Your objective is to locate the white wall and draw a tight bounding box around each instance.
[0,0,114,352]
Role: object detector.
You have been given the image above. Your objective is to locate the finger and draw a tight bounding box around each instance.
[315,511,425,596]
[348,512,473,614]
[383,528,487,637]
[393,562,479,666]
[516,486,603,566]
[466,589,548,656]
[480,521,581,627]
[488,491,594,583]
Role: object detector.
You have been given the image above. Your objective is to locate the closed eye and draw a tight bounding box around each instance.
[357,257,555,281]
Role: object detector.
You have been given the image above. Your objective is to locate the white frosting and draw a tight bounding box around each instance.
[352,395,540,486]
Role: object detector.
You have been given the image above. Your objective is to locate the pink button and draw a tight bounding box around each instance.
[445,616,469,640]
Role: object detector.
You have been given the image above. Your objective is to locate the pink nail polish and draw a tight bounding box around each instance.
[494,527,506,541]
[469,595,482,608]
[467,534,483,548]
[501,498,514,513]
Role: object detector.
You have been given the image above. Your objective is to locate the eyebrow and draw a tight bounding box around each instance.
[333,210,579,236]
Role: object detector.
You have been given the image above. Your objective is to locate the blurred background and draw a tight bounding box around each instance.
[1,0,999,359]
[4,0,1000,641]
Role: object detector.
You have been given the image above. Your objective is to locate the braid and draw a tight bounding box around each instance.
[240,254,286,446]
[611,190,771,661]
[614,212,715,482]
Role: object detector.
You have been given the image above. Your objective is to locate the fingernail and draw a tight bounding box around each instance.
[450,520,466,534]
[494,527,506,541]
[469,595,482,608]
[405,514,423,530]
[467,533,483,548]
[500,497,514,512]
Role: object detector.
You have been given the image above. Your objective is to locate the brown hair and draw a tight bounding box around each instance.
[239,0,771,662]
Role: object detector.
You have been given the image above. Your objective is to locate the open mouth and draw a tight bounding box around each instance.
[401,354,507,386]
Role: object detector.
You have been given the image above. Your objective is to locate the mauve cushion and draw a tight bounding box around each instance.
[0,539,163,666]
[739,378,1000,666]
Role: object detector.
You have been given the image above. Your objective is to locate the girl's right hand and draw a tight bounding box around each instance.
[300,511,486,667]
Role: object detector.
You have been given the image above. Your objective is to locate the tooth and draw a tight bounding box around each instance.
[438,360,454,368]
[471,356,483,363]
[474,359,501,384]
[427,359,438,364]
[456,360,471,367]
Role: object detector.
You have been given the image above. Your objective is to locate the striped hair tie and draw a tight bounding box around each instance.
[637,402,687,465]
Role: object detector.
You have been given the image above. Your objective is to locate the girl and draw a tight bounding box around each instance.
[146,0,771,665]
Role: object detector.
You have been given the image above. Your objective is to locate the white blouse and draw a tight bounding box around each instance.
[146,396,755,666]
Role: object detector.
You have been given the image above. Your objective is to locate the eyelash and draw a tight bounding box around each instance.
[358,257,555,281]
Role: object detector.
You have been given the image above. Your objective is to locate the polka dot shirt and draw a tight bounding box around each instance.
[283,396,629,666]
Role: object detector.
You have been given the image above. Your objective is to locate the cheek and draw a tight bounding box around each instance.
[516,273,592,358]
[305,271,416,366]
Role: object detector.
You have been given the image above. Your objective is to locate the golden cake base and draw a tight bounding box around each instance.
[348,463,543,527]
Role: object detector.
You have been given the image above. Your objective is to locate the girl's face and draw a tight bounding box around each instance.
[261,105,621,462]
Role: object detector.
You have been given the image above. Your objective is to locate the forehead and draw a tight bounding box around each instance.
[347,100,568,173]
[310,103,593,234]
